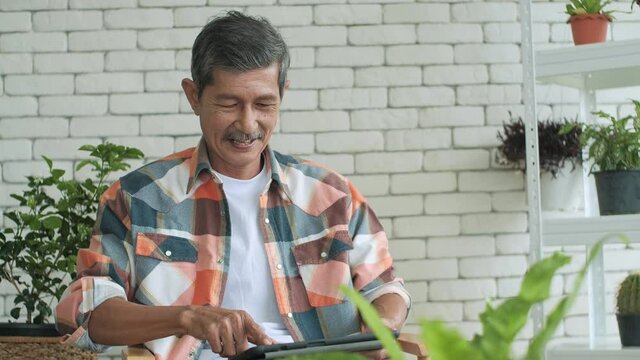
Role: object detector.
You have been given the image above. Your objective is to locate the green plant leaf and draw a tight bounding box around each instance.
[75,159,98,172]
[42,156,53,170]
[42,216,62,230]
[525,237,613,360]
[10,307,20,319]
[340,285,404,360]
[519,253,571,302]
[421,320,482,360]
[78,144,95,152]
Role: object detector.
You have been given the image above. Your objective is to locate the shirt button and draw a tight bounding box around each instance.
[276,263,282,270]
[320,252,328,259]
[165,250,172,257]
[265,218,270,224]
[287,312,293,318]
[217,258,224,264]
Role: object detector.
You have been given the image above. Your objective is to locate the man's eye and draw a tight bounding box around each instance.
[257,103,275,108]
[218,103,237,108]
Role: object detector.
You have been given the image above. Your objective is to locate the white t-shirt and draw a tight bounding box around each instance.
[200,165,294,360]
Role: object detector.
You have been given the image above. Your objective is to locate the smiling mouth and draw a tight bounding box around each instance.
[229,138,257,148]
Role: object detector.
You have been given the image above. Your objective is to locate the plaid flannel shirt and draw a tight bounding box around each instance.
[55,138,409,360]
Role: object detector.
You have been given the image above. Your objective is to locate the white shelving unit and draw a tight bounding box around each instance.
[520,3,640,357]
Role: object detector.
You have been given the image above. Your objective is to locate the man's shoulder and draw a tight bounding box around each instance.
[273,150,350,192]
[119,147,195,196]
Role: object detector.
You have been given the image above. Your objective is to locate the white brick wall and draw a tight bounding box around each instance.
[0,2,632,355]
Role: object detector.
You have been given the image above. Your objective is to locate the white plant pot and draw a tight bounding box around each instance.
[539,163,584,213]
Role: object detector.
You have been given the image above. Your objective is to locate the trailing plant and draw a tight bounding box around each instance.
[617,272,640,315]
[565,0,615,20]
[497,115,582,178]
[561,100,640,174]
[285,236,615,360]
[0,143,143,324]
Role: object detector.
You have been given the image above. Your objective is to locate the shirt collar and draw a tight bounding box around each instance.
[186,137,293,200]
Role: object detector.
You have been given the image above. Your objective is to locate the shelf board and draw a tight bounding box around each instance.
[535,39,640,90]
[547,339,640,360]
[542,213,640,246]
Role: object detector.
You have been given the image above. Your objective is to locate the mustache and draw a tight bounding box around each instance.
[224,130,264,142]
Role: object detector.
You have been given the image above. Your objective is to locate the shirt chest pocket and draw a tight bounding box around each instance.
[291,231,354,307]
[134,232,199,301]
[135,232,199,262]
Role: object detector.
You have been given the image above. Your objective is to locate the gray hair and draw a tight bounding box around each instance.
[191,11,290,99]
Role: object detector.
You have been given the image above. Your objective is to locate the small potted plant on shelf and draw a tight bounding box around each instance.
[0,143,143,359]
[562,99,640,215]
[497,115,583,212]
[616,272,640,347]
[565,0,614,45]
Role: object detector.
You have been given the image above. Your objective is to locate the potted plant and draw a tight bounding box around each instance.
[497,115,583,212]
[293,237,611,360]
[565,0,614,45]
[0,143,143,358]
[563,100,640,215]
[616,272,640,347]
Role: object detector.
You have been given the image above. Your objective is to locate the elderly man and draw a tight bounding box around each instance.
[56,11,410,360]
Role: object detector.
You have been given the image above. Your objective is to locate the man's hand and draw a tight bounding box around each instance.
[358,294,408,360]
[359,348,390,360]
[180,305,276,357]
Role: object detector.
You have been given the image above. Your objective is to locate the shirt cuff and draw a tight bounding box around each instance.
[62,277,127,353]
[363,281,412,311]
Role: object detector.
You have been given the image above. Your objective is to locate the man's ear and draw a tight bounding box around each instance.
[280,79,290,101]
[181,78,200,116]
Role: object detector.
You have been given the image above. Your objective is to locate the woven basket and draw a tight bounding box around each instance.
[0,336,97,360]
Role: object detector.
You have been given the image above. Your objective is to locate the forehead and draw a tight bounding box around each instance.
[208,64,279,93]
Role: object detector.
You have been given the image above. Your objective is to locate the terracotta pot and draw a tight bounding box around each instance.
[568,14,610,45]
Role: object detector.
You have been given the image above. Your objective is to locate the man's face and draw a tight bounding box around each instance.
[183,64,283,179]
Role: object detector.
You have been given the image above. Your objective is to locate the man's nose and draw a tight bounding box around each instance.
[237,106,259,132]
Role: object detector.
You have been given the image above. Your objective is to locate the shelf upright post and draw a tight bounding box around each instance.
[520,0,544,342]
[579,75,607,348]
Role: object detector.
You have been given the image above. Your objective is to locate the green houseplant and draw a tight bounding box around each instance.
[562,99,640,214]
[616,272,640,346]
[0,143,142,355]
[286,237,613,360]
[565,0,614,45]
[497,115,583,212]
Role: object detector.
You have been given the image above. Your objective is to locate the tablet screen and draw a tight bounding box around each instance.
[230,331,397,360]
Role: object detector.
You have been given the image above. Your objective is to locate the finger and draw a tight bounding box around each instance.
[242,312,276,345]
[207,326,223,355]
[220,318,237,357]
[232,312,250,352]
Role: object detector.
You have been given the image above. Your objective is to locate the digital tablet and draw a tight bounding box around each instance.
[229,331,398,360]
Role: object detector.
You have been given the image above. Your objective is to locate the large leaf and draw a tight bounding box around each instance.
[421,320,482,360]
[525,236,616,360]
[519,253,571,303]
[474,299,531,359]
